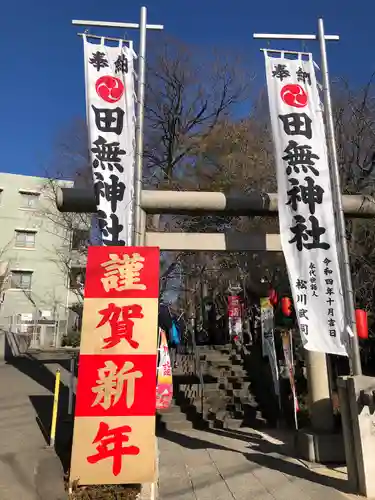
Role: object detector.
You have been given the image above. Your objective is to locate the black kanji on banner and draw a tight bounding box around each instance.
[91,136,126,173]
[272,64,290,81]
[97,210,125,246]
[282,141,319,176]
[299,309,309,320]
[279,113,313,139]
[295,278,307,290]
[289,215,330,251]
[286,176,324,214]
[309,263,318,297]
[296,67,311,86]
[89,51,109,71]
[322,257,337,336]
[94,172,126,213]
[92,106,125,135]
[115,54,129,74]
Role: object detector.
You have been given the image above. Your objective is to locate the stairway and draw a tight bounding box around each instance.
[157,344,267,432]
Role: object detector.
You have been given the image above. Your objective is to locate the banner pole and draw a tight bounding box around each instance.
[317,18,362,375]
[134,6,147,246]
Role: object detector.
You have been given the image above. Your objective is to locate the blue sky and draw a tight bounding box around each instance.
[2,0,375,178]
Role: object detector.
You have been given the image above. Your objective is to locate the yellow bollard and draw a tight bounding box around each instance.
[50,369,61,448]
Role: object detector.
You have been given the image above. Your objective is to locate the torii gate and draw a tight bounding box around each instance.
[57,187,375,251]
[57,185,375,467]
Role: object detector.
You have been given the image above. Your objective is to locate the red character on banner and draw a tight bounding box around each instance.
[101,252,146,292]
[162,360,171,377]
[92,360,143,410]
[96,303,143,349]
[87,422,140,476]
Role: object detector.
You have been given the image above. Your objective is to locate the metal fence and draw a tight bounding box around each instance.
[3,315,64,351]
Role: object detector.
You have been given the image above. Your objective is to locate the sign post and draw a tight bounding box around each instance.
[70,246,160,485]
[70,9,163,488]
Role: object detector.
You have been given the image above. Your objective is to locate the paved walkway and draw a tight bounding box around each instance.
[0,358,67,499]
[158,427,359,500]
[0,360,52,499]
[0,355,362,500]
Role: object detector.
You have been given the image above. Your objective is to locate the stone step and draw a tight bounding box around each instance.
[225,388,249,399]
[158,411,188,423]
[223,417,243,429]
[228,375,250,384]
[158,419,195,431]
[202,383,219,392]
[158,404,183,414]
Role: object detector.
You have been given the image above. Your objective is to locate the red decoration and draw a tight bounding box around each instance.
[228,296,241,318]
[75,354,157,417]
[281,297,293,317]
[280,84,308,108]
[97,303,144,350]
[269,288,278,306]
[87,422,140,476]
[95,76,124,103]
[84,246,160,299]
[356,309,368,339]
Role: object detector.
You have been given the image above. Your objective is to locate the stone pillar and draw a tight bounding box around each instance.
[296,350,345,463]
[305,350,334,432]
[342,375,375,497]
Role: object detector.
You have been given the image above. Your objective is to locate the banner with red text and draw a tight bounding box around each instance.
[156,328,173,410]
[228,295,242,340]
[70,246,159,485]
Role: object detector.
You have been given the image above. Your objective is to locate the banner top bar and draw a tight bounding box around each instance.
[253,33,339,41]
[77,33,133,43]
[260,48,311,56]
[72,19,164,30]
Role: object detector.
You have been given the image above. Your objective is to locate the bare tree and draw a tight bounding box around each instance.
[144,37,253,186]
[332,77,375,318]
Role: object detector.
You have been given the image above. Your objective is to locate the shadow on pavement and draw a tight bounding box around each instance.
[157,427,229,451]
[243,451,351,494]
[206,426,295,456]
[6,355,73,471]
[159,428,351,494]
[29,395,73,471]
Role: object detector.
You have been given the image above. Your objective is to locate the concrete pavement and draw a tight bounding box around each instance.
[0,354,363,500]
[158,427,359,500]
[0,359,66,499]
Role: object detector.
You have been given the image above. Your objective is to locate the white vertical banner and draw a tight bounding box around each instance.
[260,298,280,399]
[264,51,349,356]
[83,38,136,246]
[281,330,299,429]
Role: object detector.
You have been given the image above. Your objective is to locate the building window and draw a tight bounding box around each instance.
[10,271,33,290]
[70,267,86,292]
[15,230,36,249]
[0,189,3,205]
[72,229,90,251]
[19,192,40,209]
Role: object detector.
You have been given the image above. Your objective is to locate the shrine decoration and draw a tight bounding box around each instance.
[70,246,160,486]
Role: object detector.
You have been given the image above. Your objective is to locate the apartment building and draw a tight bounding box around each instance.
[0,172,76,346]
